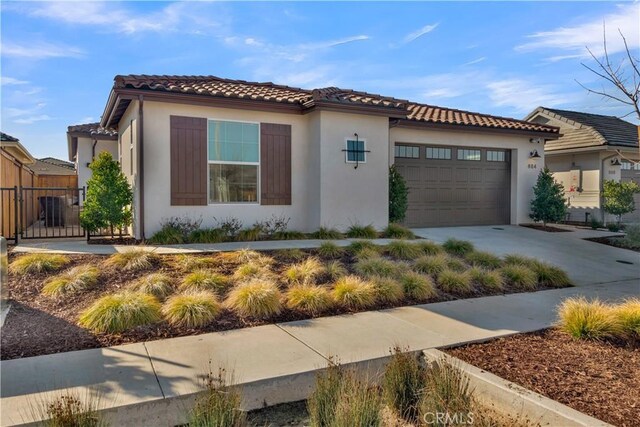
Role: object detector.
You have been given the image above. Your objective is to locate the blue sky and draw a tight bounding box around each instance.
[1,1,639,160]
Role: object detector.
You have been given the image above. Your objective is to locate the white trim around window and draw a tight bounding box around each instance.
[344,137,367,164]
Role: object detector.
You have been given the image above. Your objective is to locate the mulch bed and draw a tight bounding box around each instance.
[520,224,572,233]
[2,250,568,361]
[585,236,640,253]
[446,329,640,427]
[87,236,139,245]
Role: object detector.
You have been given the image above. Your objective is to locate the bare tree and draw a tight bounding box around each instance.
[577,25,640,121]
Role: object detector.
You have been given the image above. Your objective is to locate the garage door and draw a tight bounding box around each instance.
[394,144,511,227]
[621,162,640,223]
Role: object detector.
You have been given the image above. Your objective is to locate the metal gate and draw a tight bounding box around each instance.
[0,187,19,243]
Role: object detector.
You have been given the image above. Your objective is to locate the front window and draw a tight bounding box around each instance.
[345,139,366,163]
[208,120,259,203]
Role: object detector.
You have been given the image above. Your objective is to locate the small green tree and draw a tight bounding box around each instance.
[389,165,409,223]
[80,152,133,237]
[602,179,640,227]
[530,167,567,229]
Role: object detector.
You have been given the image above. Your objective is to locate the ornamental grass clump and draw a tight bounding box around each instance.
[531,261,572,288]
[383,223,415,239]
[188,368,245,427]
[346,224,378,239]
[385,240,422,260]
[130,273,174,299]
[419,360,473,421]
[416,240,443,256]
[412,254,449,276]
[500,264,538,290]
[446,257,467,272]
[442,238,475,256]
[347,240,380,256]
[105,249,157,272]
[370,276,404,304]
[383,347,425,422]
[313,226,343,240]
[39,393,107,427]
[181,270,230,294]
[274,248,306,261]
[437,270,474,295]
[308,363,344,427]
[79,292,161,333]
[9,253,70,275]
[614,298,640,339]
[172,254,217,272]
[503,254,538,269]
[162,291,221,328]
[400,272,437,300]
[464,250,502,269]
[42,265,100,298]
[354,256,402,279]
[468,267,504,291]
[558,297,621,340]
[317,241,345,259]
[232,261,273,281]
[283,257,325,286]
[225,279,282,319]
[332,276,376,309]
[286,285,333,315]
[324,260,347,281]
[332,374,382,427]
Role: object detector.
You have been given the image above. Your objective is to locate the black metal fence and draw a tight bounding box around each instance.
[0,187,18,244]
[19,187,86,239]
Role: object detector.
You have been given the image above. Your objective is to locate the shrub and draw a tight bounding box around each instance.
[383,348,424,422]
[308,363,343,427]
[105,249,157,272]
[590,218,604,230]
[500,264,538,290]
[324,260,347,281]
[148,224,186,245]
[385,241,422,260]
[389,164,409,223]
[216,217,243,238]
[236,226,263,242]
[416,240,443,256]
[286,285,333,314]
[188,228,225,244]
[622,223,640,247]
[188,368,245,427]
[313,227,343,240]
[558,297,621,340]
[283,257,324,286]
[607,222,621,232]
[232,261,272,281]
[468,267,504,291]
[149,216,202,244]
[273,248,306,261]
[332,276,376,309]
[437,270,473,295]
[354,257,402,278]
[346,224,378,239]
[40,393,106,427]
[442,238,475,256]
[257,214,291,237]
[317,241,345,259]
[79,292,161,333]
[420,360,472,420]
[333,373,382,427]
[172,254,216,272]
[162,291,221,328]
[130,273,174,299]
[9,253,70,275]
[532,262,572,287]
[602,179,640,227]
[613,298,640,338]
[272,230,306,240]
[370,276,404,304]
[503,254,538,269]
[529,167,567,229]
[181,270,230,294]
[412,254,448,276]
[42,266,100,298]
[384,223,415,239]
[347,240,380,256]
[225,279,282,318]
[464,250,502,269]
[400,272,437,300]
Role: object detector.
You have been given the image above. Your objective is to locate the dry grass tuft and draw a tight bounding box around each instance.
[285,285,333,315]
[225,279,282,319]
[105,249,158,272]
[283,257,325,286]
[324,260,348,281]
[42,265,100,298]
[181,270,230,294]
[332,276,377,309]
[400,272,437,300]
[9,253,70,275]
[383,347,424,422]
[614,298,640,338]
[78,292,161,333]
[370,276,405,304]
[162,291,221,328]
[172,255,217,272]
[232,261,273,281]
[130,273,174,299]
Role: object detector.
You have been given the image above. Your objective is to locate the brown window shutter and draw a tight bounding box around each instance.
[260,123,292,205]
[170,115,208,206]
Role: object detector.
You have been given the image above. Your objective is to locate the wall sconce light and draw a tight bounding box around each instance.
[529,137,544,144]
[529,150,541,159]
[611,158,622,166]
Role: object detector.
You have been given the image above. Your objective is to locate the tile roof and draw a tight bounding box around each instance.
[29,157,76,176]
[106,74,559,135]
[67,122,118,138]
[541,108,638,148]
[1,132,19,142]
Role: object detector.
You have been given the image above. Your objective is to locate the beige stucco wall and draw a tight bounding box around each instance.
[75,137,118,200]
[118,100,140,237]
[388,126,542,225]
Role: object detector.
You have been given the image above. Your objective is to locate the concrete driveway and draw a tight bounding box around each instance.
[412,225,640,287]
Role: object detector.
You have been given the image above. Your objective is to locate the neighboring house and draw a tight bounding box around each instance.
[67,122,118,195]
[28,157,77,188]
[98,75,559,239]
[1,132,36,239]
[525,107,640,223]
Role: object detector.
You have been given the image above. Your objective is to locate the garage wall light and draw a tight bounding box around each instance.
[529,150,541,159]
[610,158,622,166]
[529,137,544,144]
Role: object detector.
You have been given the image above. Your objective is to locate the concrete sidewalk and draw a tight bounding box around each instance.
[1,279,638,426]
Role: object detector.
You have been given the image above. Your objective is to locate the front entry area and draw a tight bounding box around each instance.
[394,144,511,227]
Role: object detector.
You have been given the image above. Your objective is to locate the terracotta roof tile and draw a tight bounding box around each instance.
[67,122,117,137]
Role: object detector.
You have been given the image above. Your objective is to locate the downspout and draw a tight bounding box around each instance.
[600,152,619,222]
[138,95,145,241]
[91,139,97,160]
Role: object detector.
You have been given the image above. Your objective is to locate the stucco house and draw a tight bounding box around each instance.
[525,107,640,223]
[67,122,118,197]
[98,75,559,239]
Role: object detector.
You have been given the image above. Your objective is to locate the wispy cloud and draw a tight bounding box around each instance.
[486,79,574,112]
[14,115,52,125]
[403,23,439,44]
[2,42,84,59]
[1,76,29,85]
[463,57,487,66]
[515,3,640,60]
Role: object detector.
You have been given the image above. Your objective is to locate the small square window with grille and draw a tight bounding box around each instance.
[426,147,452,160]
[346,139,366,163]
[457,149,481,161]
[395,145,420,159]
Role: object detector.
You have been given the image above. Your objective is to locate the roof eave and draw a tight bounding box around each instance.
[392,119,560,139]
[1,140,36,164]
[303,100,407,118]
